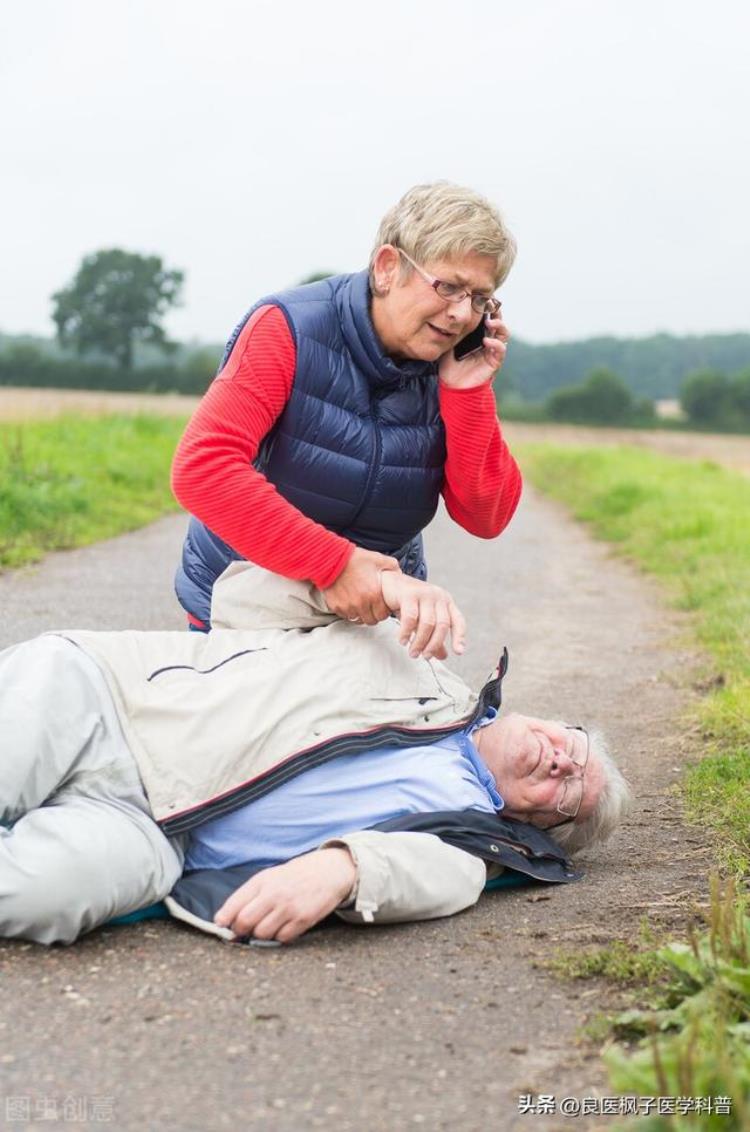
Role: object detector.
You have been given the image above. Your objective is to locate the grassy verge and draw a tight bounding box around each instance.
[520,442,749,1128]
[0,414,186,569]
[520,443,749,872]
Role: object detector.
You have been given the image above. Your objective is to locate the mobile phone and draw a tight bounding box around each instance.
[453,313,489,361]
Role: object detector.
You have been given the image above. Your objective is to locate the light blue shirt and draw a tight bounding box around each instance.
[185,711,502,871]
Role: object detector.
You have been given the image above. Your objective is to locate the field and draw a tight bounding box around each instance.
[3,385,749,477]
[0,385,200,421]
[505,420,750,477]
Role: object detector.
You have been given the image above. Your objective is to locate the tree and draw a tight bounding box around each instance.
[729,368,750,426]
[52,249,184,371]
[680,369,732,426]
[179,346,221,394]
[547,367,635,424]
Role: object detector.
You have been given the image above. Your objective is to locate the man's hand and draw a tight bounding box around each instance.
[321,546,400,625]
[437,315,510,391]
[380,571,466,660]
[214,848,357,944]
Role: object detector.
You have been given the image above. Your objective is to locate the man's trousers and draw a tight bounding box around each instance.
[0,636,183,944]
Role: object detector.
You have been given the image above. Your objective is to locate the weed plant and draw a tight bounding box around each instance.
[605,880,749,1130]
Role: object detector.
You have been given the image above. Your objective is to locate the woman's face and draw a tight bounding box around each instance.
[370,246,498,362]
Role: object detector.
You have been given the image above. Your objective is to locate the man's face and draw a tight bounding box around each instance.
[478,713,604,828]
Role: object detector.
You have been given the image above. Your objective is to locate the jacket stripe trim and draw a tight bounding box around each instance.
[147,648,267,682]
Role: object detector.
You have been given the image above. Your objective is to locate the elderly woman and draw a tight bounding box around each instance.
[172,182,522,654]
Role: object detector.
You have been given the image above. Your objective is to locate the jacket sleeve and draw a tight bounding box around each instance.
[320,831,487,924]
[438,380,522,537]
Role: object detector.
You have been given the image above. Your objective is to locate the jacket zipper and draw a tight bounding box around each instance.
[159,659,506,835]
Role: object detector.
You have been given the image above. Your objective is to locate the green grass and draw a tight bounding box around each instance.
[520,442,750,1127]
[0,414,186,568]
[546,938,669,987]
[520,443,750,873]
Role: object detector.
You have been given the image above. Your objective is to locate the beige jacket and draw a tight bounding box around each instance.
[57,564,481,832]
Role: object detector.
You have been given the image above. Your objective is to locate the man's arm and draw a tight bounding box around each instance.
[327,830,487,925]
[211,565,467,661]
[213,832,487,943]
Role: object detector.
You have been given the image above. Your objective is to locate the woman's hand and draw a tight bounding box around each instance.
[437,315,510,391]
[380,571,466,660]
[214,848,357,943]
[322,546,400,624]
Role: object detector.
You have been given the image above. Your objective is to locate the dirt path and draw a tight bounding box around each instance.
[0,491,709,1131]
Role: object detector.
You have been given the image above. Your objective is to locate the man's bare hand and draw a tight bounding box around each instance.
[321,547,400,625]
[380,572,466,660]
[214,848,357,944]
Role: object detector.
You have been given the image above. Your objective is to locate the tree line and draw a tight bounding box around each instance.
[502,365,750,431]
[1,248,749,430]
[501,332,750,402]
[0,340,215,396]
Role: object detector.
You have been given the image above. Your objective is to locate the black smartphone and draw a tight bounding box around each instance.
[453,314,489,361]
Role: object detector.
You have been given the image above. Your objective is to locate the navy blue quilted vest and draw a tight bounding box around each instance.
[175,271,447,623]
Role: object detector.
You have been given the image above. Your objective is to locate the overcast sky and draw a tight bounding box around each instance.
[2,1,748,346]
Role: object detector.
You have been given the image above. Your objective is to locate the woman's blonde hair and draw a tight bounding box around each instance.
[370,181,517,289]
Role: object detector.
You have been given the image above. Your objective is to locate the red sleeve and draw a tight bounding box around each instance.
[437,380,522,537]
[171,305,354,589]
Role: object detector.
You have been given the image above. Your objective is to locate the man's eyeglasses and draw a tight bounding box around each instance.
[398,248,501,317]
[555,726,590,822]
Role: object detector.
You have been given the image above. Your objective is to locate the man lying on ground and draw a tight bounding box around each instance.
[0,567,630,946]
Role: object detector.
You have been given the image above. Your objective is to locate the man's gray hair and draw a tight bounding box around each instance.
[369,181,517,289]
[551,732,632,855]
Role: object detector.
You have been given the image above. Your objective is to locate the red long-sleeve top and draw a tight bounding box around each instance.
[172,306,522,590]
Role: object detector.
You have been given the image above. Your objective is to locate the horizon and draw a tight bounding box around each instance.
[3,322,750,354]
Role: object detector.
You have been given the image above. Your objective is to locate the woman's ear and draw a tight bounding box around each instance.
[371,245,401,294]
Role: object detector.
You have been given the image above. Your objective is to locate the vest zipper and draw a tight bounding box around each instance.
[347,405,383,527]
